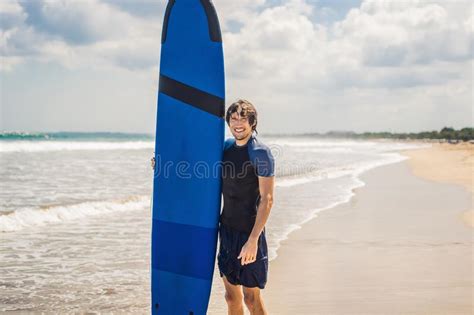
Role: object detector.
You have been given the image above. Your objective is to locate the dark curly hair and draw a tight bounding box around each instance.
[225,99,258,135]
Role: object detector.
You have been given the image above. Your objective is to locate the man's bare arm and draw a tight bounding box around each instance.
[249,175,275,241]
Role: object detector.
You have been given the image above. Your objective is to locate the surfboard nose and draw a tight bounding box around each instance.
[161,0,222,44]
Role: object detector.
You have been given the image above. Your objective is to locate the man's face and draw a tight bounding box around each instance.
[229,111,253,140]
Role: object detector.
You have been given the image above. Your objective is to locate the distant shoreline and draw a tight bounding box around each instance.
[2,127,473,142]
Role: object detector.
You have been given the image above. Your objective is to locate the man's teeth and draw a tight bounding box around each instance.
[235,128,244,132]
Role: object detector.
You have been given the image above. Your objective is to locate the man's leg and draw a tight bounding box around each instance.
[242,285,268,315]
[222,275,244,315]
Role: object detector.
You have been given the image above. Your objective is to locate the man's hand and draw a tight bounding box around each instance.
[237,237,258,265]
[151,156,155,170]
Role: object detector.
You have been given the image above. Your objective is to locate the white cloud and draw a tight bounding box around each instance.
[217,0,267,29]
[1,0,472,133]
[221,0,472,132]
[335,0,473,66]
[0,0,25,29]
[20,0,135,44]
[1,0,162,71]
[225,0,472,88]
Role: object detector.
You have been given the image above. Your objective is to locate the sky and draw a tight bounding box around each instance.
[0,0,472,134]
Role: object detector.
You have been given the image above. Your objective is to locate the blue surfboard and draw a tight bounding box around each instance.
[151,1,225,314]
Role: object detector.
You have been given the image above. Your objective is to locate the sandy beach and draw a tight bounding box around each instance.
[401,143,474,229]
[263,142,473,314]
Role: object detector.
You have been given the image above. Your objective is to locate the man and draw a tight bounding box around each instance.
[218,99,275,315]
[151,99,275,315]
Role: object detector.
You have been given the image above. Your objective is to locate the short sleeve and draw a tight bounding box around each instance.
[249,140,275,177]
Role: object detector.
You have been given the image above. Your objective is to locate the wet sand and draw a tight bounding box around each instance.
[263,142,473,314]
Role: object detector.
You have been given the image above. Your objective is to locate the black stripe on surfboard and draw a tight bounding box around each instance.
[200,0,223,43]
[159,74,225,118]
[161,0,175,44]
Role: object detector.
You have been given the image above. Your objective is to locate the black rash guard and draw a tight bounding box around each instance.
[219,134,275,234]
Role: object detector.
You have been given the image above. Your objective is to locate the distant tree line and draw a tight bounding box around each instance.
[266,127,474,141]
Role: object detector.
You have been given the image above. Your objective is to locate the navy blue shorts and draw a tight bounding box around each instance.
[217,223,268,289]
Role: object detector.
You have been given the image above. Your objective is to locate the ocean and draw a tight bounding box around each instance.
[0,131,430,313]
